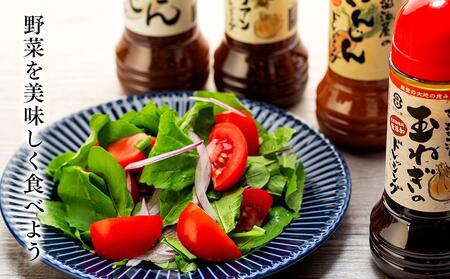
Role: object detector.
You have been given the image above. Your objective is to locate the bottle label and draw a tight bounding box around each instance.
[123,0,196,37]
[225,0,298,45]
[328,0,402,81]
[385,70,450,213]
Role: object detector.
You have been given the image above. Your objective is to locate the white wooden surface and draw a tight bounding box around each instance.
[0,1,388,278]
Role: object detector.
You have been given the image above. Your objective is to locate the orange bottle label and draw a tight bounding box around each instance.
[225,0,298,44]
[385,70,450,212]
[123,0,196,37]
[328,0,402,81]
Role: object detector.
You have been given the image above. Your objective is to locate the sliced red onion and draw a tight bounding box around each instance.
[126,228,177,267]
[189,132,217,220]
[126,171,133,193]
[190,96,247,118]
[147,189,160,216]
[135,197,149,216]
[125,140,203,171]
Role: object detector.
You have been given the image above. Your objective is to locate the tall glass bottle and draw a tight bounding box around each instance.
[214,0,308,107]
[116,0,209,94]
[370,0,450,277]
[317,0,403,151]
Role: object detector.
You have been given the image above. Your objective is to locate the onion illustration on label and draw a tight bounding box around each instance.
[429,163,450,202]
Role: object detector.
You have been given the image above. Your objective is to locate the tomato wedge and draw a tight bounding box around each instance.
[235,188,273,232]
[90,216,162,261]
[215,110,260,156]
[106,133,150,168]
[209,123,248,191]
[177,202,241,262]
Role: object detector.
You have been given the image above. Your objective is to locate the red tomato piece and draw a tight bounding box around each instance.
[215,110,260,156]
[209,123,248,191]
[235,188,273,232]
[90,216,162,261]
[177,202,241,262]
[106,133,149,168]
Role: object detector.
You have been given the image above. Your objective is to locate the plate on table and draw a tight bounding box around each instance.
[0,91,351,279]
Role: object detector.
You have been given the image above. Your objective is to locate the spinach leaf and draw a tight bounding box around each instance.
[57,166,117,231]
[235,206,298,254]
[98,119,142,147]
[178,101,214,142]
[53,114,109,181]
[267,174,288,197]
[159,188,193,227]
[135,136,152,154]
[88,146,134,217]
[155,261,178,270]
[260,127,294,155]
[130,102,172,136]
[284,163,306,213]
[195,91,250,115]
[212,187,244,233]
[245,163,270,188]
[119,110,139,122]
[38,201,75,238]
[160,236,198,272]
[247,156,275,167]
[74,229,92,250]
[175,255,197,273]
[140,111,198,191]
[231,226,265,238]
[46,152,76,177]
[162,236,196,260]
[88,172,108,195]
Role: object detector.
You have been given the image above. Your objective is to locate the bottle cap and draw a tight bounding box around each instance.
[391,0,450,82]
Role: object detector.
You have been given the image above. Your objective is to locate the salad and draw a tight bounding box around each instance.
[38,91,306,272]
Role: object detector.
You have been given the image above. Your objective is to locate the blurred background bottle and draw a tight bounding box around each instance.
[214,0,308,108]
[316,0,403,151]
[370,0,450,277]
[116,0,209,94]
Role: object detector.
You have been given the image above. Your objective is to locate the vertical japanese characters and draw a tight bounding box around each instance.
[385,71,450,212]
[123,0,197,37]
[329,0,402,81]
[23,15,45,261]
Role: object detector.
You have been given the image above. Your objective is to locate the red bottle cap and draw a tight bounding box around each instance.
[391,0,450,82]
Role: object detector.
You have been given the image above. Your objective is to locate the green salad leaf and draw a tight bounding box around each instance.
[195,91,250,115]
[129,102,172,136]
[88,146,134,217]
[140,111,198,191]
[46,152,75,177]
[178,101,214,142]
[212,187,244,233]
[260,127,294,155]
[280,155,306,213]
[57,166,117,231]
[159,188,193,227]
[98,119,142,147]
[235,206,298,254]
[231,226,266,238]
[267,174,288,197]
[38,201,75,238]
[52,114,110,181]
[245,163,270,188]
[162,236,196,260]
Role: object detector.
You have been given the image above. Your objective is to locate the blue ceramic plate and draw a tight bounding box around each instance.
[1,91,351,279]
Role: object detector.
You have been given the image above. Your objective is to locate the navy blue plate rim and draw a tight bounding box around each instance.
[0,90,352,279]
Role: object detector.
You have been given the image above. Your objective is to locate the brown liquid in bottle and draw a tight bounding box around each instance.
[214,0,308,108]
[316,0,403,151]
[116,0,209,95]
[317,70,388,151]
[370,193,450,278]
